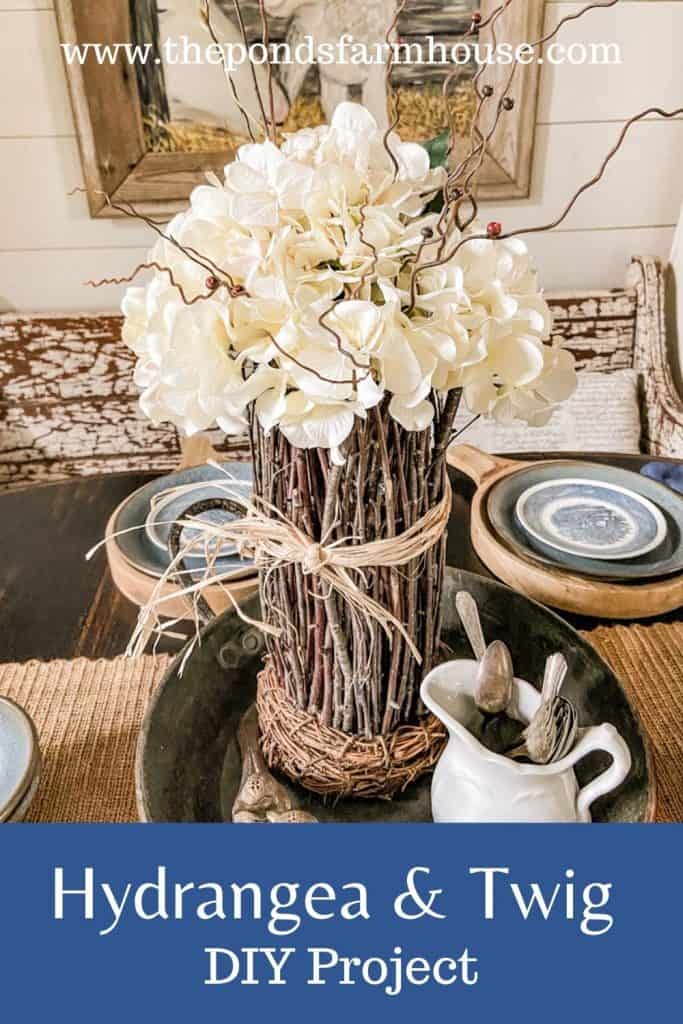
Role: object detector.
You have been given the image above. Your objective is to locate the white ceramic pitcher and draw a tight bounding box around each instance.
[421,660,632,823]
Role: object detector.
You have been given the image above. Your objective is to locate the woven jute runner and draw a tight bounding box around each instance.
[0,656,170,823]
[584,621,683,823]
[0,620,681,822]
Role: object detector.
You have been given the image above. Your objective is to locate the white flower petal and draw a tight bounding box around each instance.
[357,373,384,410]
[224,161,266,194]
[280,401,356,451]
[388,396,434,432]
[395,141,430,181]
[256,386,287,433]
[236,140,284,180]
[285,342,354,401]
[377,326,424,396]
[227,192,279,228]
[463,378,498,415]
[274,160,315,209]
[330,446,346,467]
[216,412,247,433]
[190,184,232,220]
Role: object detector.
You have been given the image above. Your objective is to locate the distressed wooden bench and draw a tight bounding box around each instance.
[1,255,682,491]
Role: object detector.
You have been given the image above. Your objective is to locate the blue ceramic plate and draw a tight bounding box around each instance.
[0,696,40,822]
[113,462,255,579]
[516,477,667,560]
[487,461,683,581]
[641,461,683,494]
[145,481,251,561]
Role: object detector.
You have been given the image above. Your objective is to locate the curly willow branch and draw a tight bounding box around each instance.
[200,0,259,142]
[258,0,277,139]
[381,0,407,180]
[230,0,270,134]
[427,2,512,282]
[84,260,210,303]
[534,0,620,50]
[450,0,621,190]
[85,261,221,306]
[352,200,381,299]
[458,16,518,190]
[265,331,372,387]
[425,105,683,281]
[318,305,374,373]
[68,187,245,297]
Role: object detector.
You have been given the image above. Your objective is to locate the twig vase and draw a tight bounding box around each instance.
[251,395,459,797]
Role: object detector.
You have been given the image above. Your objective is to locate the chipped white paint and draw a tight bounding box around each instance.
[0,313,249,490]
[2,258,682,491]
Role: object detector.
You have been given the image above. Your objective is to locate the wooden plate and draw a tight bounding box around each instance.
[448,445,683,619]
[489,462,683,581]
[488,460,683,581]
[136,568,654,823]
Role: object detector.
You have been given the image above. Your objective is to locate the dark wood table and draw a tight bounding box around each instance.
[1,454,681,662]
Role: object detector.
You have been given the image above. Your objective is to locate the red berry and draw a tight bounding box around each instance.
[205,275,219,291]
[487,221,502,239]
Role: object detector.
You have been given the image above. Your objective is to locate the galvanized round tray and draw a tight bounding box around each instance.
[136,569,655,823]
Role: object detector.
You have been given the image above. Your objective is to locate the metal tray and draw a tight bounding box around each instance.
[136,569,655,823]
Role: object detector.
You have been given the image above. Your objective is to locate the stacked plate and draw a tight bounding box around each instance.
[0,697,41,823]
[486,461,683,583]
[107,462,258,617]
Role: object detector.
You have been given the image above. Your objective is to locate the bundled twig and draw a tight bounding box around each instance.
[251,400,454,738]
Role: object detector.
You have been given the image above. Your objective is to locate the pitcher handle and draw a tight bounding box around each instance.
[566,724,632,821]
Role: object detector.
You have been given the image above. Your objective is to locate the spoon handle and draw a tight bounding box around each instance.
[456,591,486,660]
[541,653,568,703]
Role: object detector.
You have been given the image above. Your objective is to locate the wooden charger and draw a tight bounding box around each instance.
[448,444,683,619]
[106,436,258,620]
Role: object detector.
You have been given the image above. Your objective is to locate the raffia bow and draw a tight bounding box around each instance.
[175,465,452,663]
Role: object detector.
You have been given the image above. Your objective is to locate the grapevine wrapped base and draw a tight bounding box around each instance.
[257,666,446,799]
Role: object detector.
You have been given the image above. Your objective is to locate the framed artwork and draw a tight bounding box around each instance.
[56,1,545,218]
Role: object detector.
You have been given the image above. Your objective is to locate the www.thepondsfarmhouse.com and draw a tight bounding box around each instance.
[52,865,615,996]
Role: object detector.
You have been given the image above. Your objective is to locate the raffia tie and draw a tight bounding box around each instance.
[183,467,453,663]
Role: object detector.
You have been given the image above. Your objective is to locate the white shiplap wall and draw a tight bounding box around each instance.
[0,1,681,312]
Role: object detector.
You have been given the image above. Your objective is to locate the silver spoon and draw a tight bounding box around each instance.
[476,640,514,715]
[456,592,515,718]
[456,590,486,660]
[508,653,578,764]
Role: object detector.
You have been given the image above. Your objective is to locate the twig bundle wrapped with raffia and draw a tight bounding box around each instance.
[250,395,455,793]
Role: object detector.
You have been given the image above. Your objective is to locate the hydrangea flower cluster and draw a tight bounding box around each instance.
[122,103,575,460]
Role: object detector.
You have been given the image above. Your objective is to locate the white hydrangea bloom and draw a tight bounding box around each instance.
[122,102,576,449]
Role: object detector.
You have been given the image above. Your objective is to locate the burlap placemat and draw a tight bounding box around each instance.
[0,656,170,822]
[1,620,681,822]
